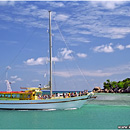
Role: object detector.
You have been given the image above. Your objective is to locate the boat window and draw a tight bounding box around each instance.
[1,94,4,97]
[5,94,8,98]
[12,94,16,98]
[27,94,30,98]
[8,94,11,98]
[24,94,27,99]
[4,94,11,98]
[20,94,23,99]
[17,94,20,98]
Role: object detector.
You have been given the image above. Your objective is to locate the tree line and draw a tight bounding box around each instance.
[103,78,130,90]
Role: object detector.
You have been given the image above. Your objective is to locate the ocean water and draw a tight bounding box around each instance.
[0,93,130,129]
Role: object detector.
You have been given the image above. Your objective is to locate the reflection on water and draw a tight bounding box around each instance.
[86,93,130,106]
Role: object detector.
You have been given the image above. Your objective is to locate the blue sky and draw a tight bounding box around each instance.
[0,0,130,91]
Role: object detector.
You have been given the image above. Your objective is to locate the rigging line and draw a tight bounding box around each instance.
[0,30,36,81]
[57,40,76,89]
[54,19,90,87]
[63,61,78,89]
[54,20,81,88]
[9,28,39,66]
[52,27,77,89]
[53,21,81,89]
[0,21,43,82]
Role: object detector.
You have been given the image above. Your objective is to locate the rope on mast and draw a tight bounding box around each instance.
[54,19,90,87]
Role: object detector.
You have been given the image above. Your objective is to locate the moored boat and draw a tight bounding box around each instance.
[0,88,95,110]
[0,11,96,110]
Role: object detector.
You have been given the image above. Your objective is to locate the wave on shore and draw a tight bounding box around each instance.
[86,93,130,106]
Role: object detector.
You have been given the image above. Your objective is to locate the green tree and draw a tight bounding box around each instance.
[106,79,110,83]
[103,81,110,90]
[111,81,117,88]
[117,81,124,89]
[103,78,130,90]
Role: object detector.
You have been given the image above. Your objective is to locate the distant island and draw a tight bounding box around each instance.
[93,78,130,93]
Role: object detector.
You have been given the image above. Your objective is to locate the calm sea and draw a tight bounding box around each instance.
[0,93,130,129]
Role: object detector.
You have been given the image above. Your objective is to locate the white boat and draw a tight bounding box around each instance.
[0,92,95,110]
[0,11,96,110]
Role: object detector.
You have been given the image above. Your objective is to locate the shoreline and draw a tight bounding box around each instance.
[93,86,130,94]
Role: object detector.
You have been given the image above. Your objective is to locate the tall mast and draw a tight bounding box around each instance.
[49,11,52,97]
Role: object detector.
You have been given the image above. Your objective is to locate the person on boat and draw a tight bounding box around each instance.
[43,95,45,99]
[68,92,71,97]
[48,95,51,99]
[56,93,58,97]
[63,93,65,98]
[38,84,41,90]
[38,94,42,99]
[43,94,48,99]
[71,92,74,97]
[83,90,88,95]
[81,91,84,96]
[74,91,78,96]
[65,93,68,98]
[79,91,81,96]
[52,93,56,97]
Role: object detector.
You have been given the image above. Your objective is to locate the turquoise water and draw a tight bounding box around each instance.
[0,93,130,129]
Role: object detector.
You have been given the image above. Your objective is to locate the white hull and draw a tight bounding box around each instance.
[0,95,92,110]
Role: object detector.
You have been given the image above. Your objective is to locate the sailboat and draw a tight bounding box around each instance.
[0,11,96,110]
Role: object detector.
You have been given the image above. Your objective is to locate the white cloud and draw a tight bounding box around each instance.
[54,63,130,78]
[6,66,11,70]
[52,57,60,62]
[47,2,64,7]
[90,1,126,10]
[10,81,16,84]
[69,37,90,43]
[11,75,18,79]
[1,1,130,40]
[55,14,69,21]
[54,70,112,78]
[32,79,40,82]
[10,75,23,83]
[107,27,130,39]
[93,43,114,53]
[24,57,47,66]
[27,5,37,10]
[88,25,130,39]
[16,78,22,81]
[93,43,130,53]
[77,53,87,58]
[116,44,125,50]
[66,4,130,39]
[0,14,13,21]
[60,48,73,60]
[24,57,60,66]
[0,40,18,45]
[126,44,130,48]
[0,1,15,6]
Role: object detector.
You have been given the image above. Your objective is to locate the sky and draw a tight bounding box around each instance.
[0,0,130,91]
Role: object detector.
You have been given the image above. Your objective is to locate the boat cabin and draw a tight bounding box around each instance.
[0,89,42,100]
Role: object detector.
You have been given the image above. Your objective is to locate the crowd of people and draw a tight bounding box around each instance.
[38,90,89,99]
